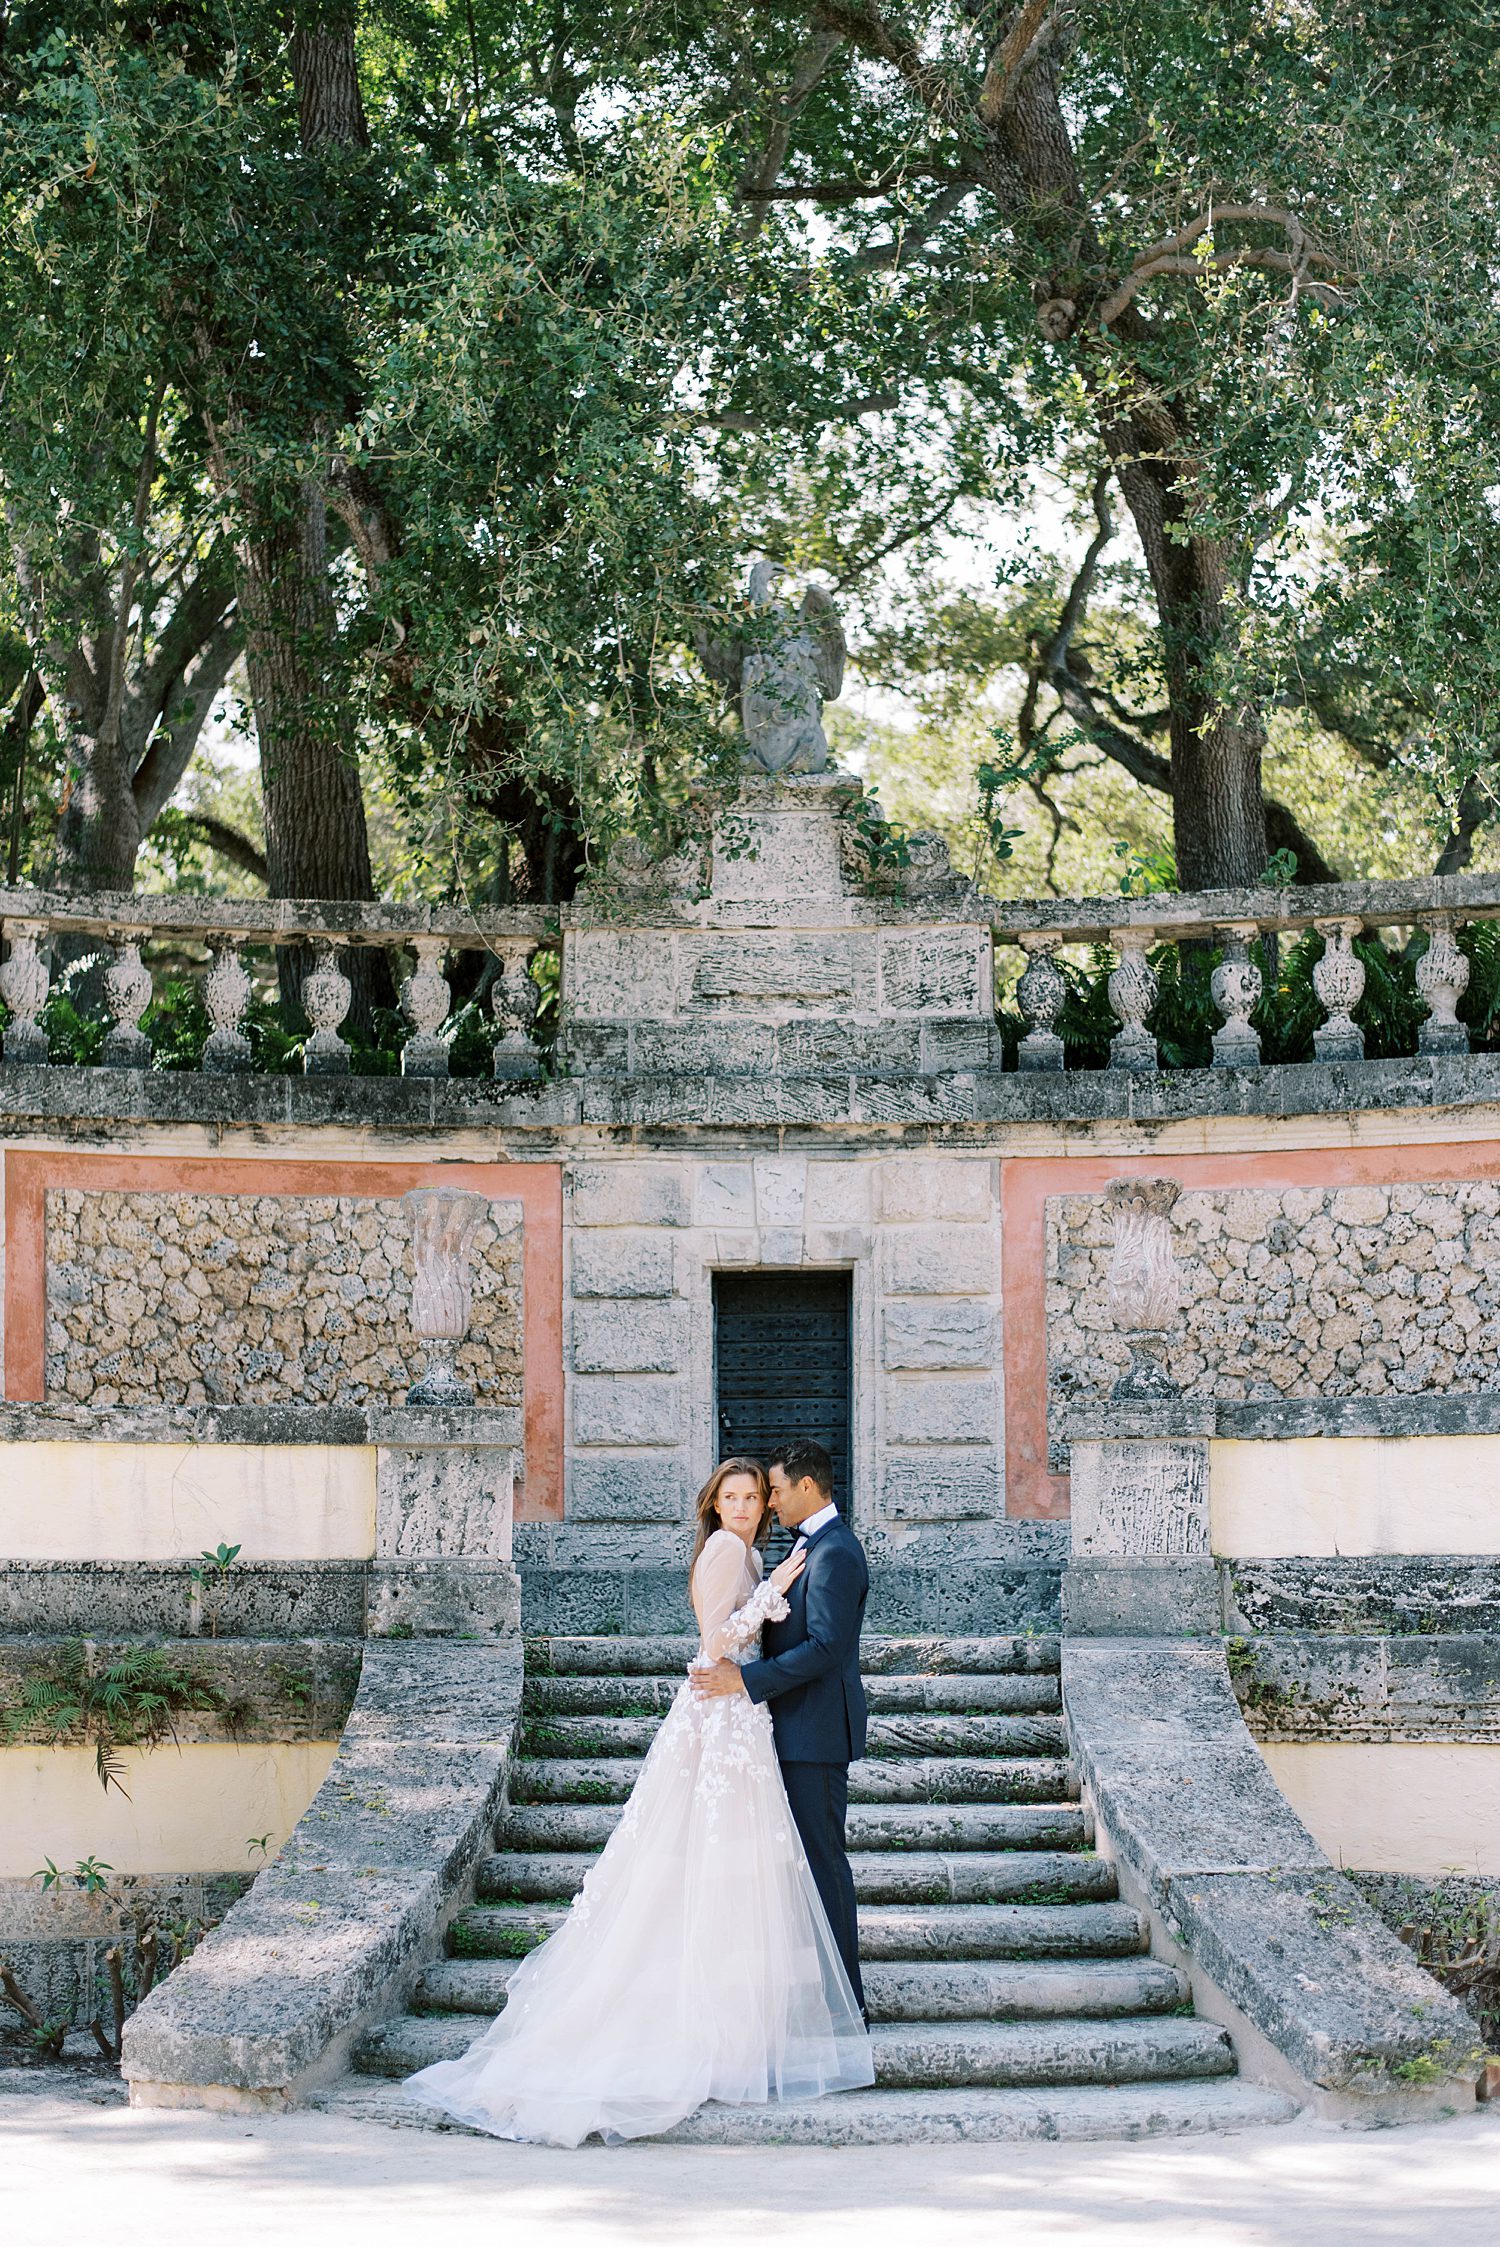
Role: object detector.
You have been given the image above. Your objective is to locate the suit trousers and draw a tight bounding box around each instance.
[779,1759,865,2016]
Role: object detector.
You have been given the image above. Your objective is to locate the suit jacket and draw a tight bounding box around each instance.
[740,1513,868,1765]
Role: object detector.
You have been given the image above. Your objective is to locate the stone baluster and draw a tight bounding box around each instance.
[400,937,451,1078]
[1415,914,1471,1055]
[0,919,51,1065]
[301,940,353,1075]
[201,937,253,1074]
[491,940,542,1081]
[1311,917,1366,1062]
[1210,922,1264,1068]
[1015,937,1066,1071]
[1107,927,1159,1073]
[101,930,153,1068]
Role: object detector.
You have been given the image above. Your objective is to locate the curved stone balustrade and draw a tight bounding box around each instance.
[0,887,551,1079]
[993,870,1500,1073]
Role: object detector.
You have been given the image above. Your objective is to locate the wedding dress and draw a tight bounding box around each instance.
[403,1529,874,2144]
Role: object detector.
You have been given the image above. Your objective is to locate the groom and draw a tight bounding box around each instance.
[691,1437,869,2016]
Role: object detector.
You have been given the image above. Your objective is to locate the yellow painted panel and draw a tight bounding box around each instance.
[0,1442,376,1560]
[1210,1434,1500,1557]
[0,1740,337,1876]
[1262,1741,1500,1878]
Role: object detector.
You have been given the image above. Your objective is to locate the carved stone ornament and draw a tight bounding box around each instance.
[492,941,542,1082]
[1016,938,1067,1072]
[1105,1175,1182,1398]
[201,939,252,1074]
[302,943,353,1076]
[1107,928,1159,1074]
[0,920,50,1065]
[400,937,451,1079]
[1210,923,1264,1068]
[1311,918,1366,1063]
[1416,916,1471,1056]
[101,933,153,1069]
[693,562,846,775]
[401,1186,491,1406]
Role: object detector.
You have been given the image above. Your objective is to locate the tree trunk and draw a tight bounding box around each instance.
[234,11,388,1021]
[1103,427,1270,892]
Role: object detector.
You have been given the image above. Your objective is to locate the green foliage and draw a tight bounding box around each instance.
[5,1641,228,1796]
[34,1854,112,1897]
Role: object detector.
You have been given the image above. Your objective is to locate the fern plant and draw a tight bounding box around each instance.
[5,1642,228,1796]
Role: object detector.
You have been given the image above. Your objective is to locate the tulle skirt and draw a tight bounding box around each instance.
[404,1678,874,2145]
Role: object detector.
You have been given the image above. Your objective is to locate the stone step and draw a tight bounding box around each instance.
[447,1899,1146,1963]
[518,1712,1068,1761]
[521,1671,1064,1718]
[498,1800,1093,1855]
[475,1849,1116,1908]
[354,2011,1228,2091]
[415,1953,1190,2024]
[509,1756,1077,1807]
[525,1635,1061,1679]
[318,2073,1297,2145]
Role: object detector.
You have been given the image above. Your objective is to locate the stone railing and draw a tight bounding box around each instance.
[0,890,551,1079]
[991,868,1499,1071]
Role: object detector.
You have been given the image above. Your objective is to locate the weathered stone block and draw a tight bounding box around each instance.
[1068,1439,1210,1557]
[570,1299,683,1375]
[1062,1556,1221,1637]
[758,1227,806,1267]
[693,1163,755,1227]
[571,1376,684,1446]
[567,1163,687,1229]
[562,930,679,1019]
[920,1018,999,1073]
[884,1376,999,1445]
[631,1022,775,1077]
[778,1022,923,1076]
[569,1232,676,1299]
[879,930,988,1014]
[884,1227,997,1295]
[689,933,870,1010]
[882,1299,997,1371]
[367,1559,521,1638]
[880,1451,1000,1520]
[374,1446,515,1560]
[708,800,849,900]
[805,1163,874,1225]
[803,1225,871,1265]
[754,1157,807,1227]
[878,1159,994,1224]
[566,1452,689,1522]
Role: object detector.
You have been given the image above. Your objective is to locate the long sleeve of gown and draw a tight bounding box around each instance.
[691,1532,790,1663]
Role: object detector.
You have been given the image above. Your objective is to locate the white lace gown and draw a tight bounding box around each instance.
[403,1529,874,2144]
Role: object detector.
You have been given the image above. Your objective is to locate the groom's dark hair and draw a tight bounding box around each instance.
[768,1439,834,1500]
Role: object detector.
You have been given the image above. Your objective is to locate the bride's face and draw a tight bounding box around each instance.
[715,1473,766,1546]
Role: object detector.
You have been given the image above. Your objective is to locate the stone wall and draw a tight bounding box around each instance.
[45,1191,522,1410]
[561,1152,1006,1543]
[1047,1181,1500,1460]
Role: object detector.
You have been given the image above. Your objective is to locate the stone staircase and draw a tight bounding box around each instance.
[321,1633,1296,2142]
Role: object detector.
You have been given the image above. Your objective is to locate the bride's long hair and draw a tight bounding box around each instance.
[691,1456,770,1565]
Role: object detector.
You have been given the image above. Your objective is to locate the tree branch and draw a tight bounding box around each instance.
[736,24,845,237]
[177,813,269,886]
[1098,205,1346,326]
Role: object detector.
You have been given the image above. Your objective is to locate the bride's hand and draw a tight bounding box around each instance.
[769,1547,807,1597]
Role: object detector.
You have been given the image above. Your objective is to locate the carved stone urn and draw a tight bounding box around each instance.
[401,1186,491,1407]
[1105,1175,1182,1399]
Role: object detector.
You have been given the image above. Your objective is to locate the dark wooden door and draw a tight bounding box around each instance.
[713,1272,853,1543]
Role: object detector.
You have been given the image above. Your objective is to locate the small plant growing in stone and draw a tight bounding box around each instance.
[6,1640,228,1795]
[34,1855,113,1897]
[247,1834,273,1861]
[190,1542,242,1638]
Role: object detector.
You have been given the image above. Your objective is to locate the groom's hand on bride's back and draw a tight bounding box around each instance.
[690,1659,747,1699]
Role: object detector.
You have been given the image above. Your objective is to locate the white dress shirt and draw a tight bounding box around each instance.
[795,1501,840,1544]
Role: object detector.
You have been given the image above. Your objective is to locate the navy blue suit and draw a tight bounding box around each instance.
[741,1513,868,2011]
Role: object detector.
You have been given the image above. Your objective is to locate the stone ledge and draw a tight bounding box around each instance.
[122,1633,522,2103]
[0,1402,521,1448]
[1226,1557,1500,1636]
[0,1636,361,1742]
[0,1560,371,1639]
[1064,1394,1500,1443]
[2,1051,1499,1137]
[1063,1638,1483,2114]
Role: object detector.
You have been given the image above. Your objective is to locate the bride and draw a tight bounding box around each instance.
[403,1456,874,2144]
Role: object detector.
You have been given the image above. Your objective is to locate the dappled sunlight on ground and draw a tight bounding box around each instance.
[1,2096,1497,2247]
